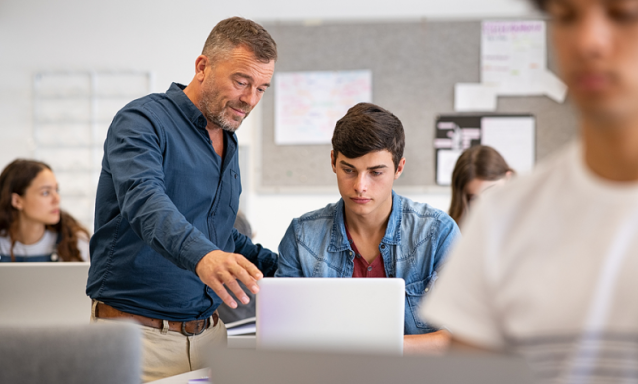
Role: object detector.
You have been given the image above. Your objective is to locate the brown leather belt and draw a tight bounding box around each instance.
[95,302,218,336]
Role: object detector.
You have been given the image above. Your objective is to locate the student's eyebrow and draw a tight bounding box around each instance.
[235,72,271,88]
[339,160,388,170]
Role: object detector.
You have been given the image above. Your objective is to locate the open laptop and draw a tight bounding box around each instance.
[256,278,405,355]
[207,347,534,384]
[0,262,91,326]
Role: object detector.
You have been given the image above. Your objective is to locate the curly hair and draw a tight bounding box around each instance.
[0,159,90,261]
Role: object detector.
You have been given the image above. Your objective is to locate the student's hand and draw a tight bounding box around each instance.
[195,250,263,309]
[403,330,451,355]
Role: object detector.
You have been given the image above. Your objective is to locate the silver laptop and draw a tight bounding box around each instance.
[0,262,91,326]
[207,347,534,384]
[256,278,405,355]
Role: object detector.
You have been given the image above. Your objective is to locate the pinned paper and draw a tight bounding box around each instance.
[453,21,567,110]
[274,70,372,145]
[454,84,497,112]
[436,149,463,185]
[535,69,568,103]
[481,116,535,174]
[482,21,547,96]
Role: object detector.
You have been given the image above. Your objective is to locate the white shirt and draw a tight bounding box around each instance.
[421,142,638,383]
[0,230,89,261]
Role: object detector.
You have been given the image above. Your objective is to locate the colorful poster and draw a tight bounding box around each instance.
[274,70,372,145]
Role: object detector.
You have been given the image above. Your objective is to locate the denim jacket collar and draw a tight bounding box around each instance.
[328,191,403,253]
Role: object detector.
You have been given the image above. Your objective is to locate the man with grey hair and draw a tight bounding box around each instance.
[87,17,278,381]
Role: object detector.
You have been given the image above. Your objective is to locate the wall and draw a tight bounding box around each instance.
[0,0,540,251]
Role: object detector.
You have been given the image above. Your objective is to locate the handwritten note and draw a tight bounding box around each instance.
[274,70,372,145]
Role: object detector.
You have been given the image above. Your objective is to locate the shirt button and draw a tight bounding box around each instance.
[380,244,386,249]
[425,288,429,292]
[234,174,237,179]
[349,251,353,256]
[367,266,372,271]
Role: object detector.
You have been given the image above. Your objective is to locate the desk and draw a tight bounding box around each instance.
[147,336,256,384]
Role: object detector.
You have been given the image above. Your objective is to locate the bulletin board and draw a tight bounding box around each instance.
[258,20,579,191]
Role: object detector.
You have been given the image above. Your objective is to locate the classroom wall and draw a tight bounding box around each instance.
[0,0,539,251]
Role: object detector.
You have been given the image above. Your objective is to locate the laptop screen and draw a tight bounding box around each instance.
[256,277,405,355]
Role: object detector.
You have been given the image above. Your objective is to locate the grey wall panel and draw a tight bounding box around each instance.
[259,20,578,189]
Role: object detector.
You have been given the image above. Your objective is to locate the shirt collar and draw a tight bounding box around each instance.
[166,82,239,148]
[166,83,208,129]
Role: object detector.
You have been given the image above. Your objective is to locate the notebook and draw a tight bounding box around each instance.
[256,277,405,355]
[0,262,91,326]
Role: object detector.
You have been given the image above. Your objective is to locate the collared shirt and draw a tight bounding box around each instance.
[87,83,277,321]
[275,192,460,334]
[344,224,386,278]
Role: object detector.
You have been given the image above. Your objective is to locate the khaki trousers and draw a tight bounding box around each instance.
[91,301,227,383]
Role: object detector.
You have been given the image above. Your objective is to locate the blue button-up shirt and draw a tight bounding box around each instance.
[87,83,277,321]
[275,192,460,334]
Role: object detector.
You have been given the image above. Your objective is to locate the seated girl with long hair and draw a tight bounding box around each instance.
[0,159,90,262]
[448,145,513,227]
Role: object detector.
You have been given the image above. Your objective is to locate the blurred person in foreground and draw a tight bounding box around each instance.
[0,159,89,262]
[276,103,460,354]
[422,0,638,382]
[86,17,278,382]
[448,145,513,227]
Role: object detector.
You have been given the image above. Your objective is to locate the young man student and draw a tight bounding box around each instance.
[276,102,460,353]
[421,0,638,381]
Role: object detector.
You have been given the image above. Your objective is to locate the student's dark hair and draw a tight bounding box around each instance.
[448,146,513,225]
[331,102,405,171]
[202,17,277,64]
[0,159,90,262]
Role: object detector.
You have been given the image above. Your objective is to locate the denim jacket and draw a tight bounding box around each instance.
[275,192,460,334]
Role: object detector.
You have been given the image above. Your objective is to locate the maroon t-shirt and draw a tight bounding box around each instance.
[344,225,387,278]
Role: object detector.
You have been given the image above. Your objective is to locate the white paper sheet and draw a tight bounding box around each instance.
[482,21,547,95]
[481,20,567,103]
[274,70,372,145]
[481,116,535,174]
[436,149,463,186]
[535,69,568,103]
[454,83,497,112]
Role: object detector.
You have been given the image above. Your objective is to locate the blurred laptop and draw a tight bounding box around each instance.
[256,278,404,355]
[208,347,534,384]
[0,262,91,326]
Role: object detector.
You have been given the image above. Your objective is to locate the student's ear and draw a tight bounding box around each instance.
[11,193,23,211]
[394,158,406,180]
[331,150,337,174]
[504,170,514,180]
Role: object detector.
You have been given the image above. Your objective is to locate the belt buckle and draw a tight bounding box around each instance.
[181,318,208,336]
